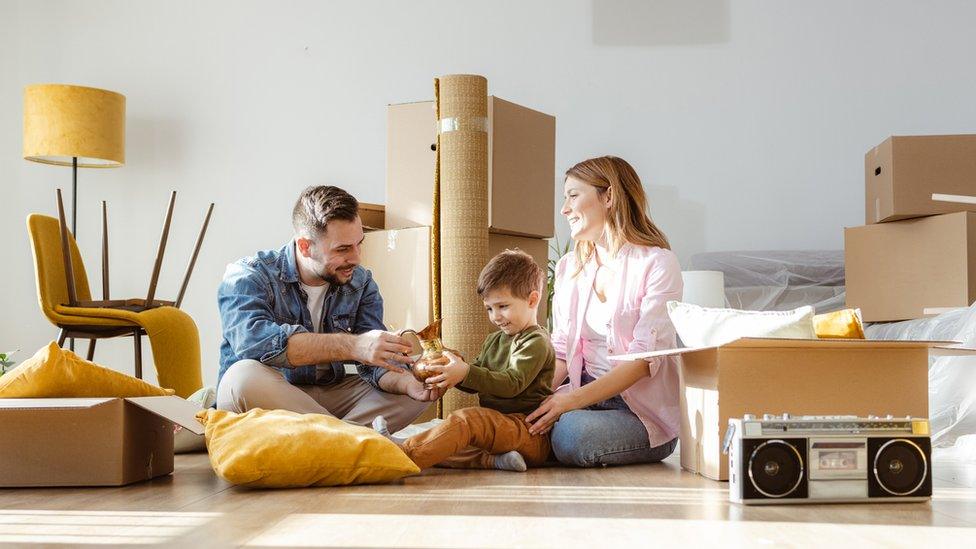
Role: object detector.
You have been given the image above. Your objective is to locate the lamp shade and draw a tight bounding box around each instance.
[23,84,125,168]
[681,270,726,308]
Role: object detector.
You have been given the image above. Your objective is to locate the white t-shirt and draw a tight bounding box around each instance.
[300,281,329,333]
[301,281,334,382]
[581,289,612,378]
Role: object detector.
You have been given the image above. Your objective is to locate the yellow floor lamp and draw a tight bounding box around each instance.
[23,83,125,351]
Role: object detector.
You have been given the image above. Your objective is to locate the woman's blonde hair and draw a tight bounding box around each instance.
[565,156,670,274]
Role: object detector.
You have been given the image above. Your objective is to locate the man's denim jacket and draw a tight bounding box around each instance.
[217,241,388,391]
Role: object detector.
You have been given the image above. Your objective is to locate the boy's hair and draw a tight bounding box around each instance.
[292,185,359,239]
[477,249,544,301]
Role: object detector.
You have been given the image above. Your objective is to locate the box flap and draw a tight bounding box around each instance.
[124,396,205,435]
[930,344,976,357]
[609,337,970,361]
[609,345,719,362]
[0,398,116,410]
[720,337,958,349]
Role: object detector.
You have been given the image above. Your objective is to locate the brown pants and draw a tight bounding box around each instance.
[402,407,552,470]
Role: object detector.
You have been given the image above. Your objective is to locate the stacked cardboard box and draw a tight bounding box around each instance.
[386,98,556,238]
[846,135,976,322]
[367,97,555,327]
[362,227,551,330]
[357,202,385,232]
[361,97,556,420]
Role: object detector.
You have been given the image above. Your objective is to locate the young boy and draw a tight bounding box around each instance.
[373,249,555,472]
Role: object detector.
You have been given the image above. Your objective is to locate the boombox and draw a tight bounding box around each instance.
[724,414,931,504]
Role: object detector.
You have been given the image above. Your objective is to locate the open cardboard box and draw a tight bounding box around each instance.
[0,395,204,487]
[611,337,974,481]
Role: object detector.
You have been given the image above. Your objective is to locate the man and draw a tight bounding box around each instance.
[216,185,436,432]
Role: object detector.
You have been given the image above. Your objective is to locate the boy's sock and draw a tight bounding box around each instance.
[493,450,527,472]
[372,415,406,446]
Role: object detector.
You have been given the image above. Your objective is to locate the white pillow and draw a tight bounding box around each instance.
[667,301,816,348]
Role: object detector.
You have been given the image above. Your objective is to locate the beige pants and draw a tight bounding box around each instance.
[216,359,430,433]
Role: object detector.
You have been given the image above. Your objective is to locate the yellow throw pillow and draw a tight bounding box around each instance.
[813,308,866,339]
[196,408,420,488]
[0,341,174,398]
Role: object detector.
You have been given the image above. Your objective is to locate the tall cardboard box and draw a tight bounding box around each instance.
[0,396,204,487]
[866,134,976,224]
[845,212,976,322]
[386,98,555,238]
[612,338,949,481]
[361,227,550,331]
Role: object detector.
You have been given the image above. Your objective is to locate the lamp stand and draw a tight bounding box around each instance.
[69,156,77,352]
[72,156,78,237]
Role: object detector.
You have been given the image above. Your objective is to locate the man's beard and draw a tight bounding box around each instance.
[313,263,353,286]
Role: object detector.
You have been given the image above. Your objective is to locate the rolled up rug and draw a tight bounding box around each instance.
[435,74,490,414]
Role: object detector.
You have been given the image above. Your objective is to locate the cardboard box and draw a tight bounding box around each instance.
[610,338,966,481]
[845,212,976,322]
[362,226,433,332]
[358,202,385,231]
[361,227,550,331]
[866,134,976,224]
[386,98,556,238]
[0,396,204,487]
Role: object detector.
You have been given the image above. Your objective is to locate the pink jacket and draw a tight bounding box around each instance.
[551,244,683,448]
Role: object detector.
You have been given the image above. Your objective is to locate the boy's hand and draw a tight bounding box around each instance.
[424,351,470,390]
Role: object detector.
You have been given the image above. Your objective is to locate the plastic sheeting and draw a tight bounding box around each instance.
[866,304,976,460]
[689,251,846,313]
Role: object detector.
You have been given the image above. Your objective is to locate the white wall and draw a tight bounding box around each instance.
[3,0,976,387]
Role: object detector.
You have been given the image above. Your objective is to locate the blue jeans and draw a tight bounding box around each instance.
[550,372,677,467]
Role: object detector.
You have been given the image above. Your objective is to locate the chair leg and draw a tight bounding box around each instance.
[133,329,143,379]
[86,339,97,361]
[69,337,75,352]
[57,328,67,346]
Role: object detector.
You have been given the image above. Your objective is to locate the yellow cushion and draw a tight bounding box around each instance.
[0,341,174,398]
[195,408,420,488]
[813,308,866,339]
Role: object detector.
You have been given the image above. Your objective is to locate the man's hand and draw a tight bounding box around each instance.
[404,376,445,402]
[354,330,414,372]
[424,351,470,391]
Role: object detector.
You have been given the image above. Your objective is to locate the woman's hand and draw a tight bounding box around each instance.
[525,392,582,436]
[423,351,470,390]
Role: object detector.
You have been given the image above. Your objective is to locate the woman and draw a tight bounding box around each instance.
[525,156,682,467]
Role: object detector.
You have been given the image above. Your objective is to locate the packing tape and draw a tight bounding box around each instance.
[437,116,488,134]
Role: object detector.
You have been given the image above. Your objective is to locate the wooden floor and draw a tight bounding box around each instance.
[1,450,975,548]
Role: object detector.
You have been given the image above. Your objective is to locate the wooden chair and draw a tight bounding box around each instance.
[27,189,213,378]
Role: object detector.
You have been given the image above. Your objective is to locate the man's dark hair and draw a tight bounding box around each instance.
[477,249,544,300]
[292,185,359,238]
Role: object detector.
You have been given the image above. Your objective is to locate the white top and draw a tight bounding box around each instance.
[301,281,334,382]
[300,281,329,333]
[580,288,612,378]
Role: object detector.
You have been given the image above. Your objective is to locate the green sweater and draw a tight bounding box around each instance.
[458,325,555,415]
